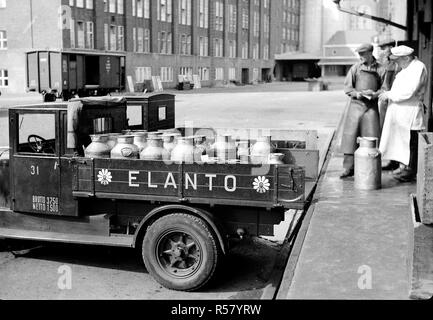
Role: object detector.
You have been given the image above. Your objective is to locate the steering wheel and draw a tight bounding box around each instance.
[28,134,48,153]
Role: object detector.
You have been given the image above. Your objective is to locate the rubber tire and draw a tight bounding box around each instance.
[142,213,219,291]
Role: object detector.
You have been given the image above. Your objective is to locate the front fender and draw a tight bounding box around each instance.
[0,149,10,208]
[133,204,227,254]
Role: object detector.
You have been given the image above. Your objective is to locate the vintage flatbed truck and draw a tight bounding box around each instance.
[0,97,321,291]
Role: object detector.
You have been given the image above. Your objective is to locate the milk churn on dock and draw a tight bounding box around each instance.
[354,137,381,190]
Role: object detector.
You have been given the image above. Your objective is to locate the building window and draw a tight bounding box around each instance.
[86,0,93,9]
[110,25,117,50]
[137,0,143,17]
[252,43,259,59]
[104,23,109,50]
[117,26,124,51]
[215,0,224,31]
[198,67,209,81]
[117,0,124,14]
[104,0,108,12]
[241,41,248,59]
[0,0,7,8]
[179,0,192,25]
[144,0,150,18]
[132,0,136,16]
[76,0,84,8]
[109,0,116,13]
[157,0,172,22]
[242,8,249,30]
[136,67,152,82]
[214,38,223,57]
[228,68,236,80]
[263,44,269,60]
[133,27,137,52]
[0,30,7,50]
[158,31,172,54]
[70,0,74,6]
[263,14,269,38]
[144,29,150,53]
[215,68,224,81]
[229,4,237,33]
[199,0,208,28]
[160,67,173,82]
[179,67,193,81]
[228,40,236,58]
[253,11,259,37]
[199,36,208,56]
[86,21,94,49]
[77,21,85,48]
[180,34,192,55]
[137,27,144,52]
[264,0,269,8]
[70,20,76,48]
[0,69,8,87]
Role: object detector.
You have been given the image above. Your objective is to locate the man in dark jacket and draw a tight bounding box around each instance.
[340,43,387,178]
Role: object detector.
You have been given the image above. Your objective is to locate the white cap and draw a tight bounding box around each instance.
[390,45,414,58]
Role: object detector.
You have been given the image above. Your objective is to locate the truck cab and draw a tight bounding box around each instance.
[0,96,307,291]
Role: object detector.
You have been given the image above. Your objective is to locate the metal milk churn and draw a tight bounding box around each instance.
[250,135,276,164]
[132,132,148,153]
[213,134,237,163]
[237,140,250,164]
[107,133,122,150]
[140,136,166,160]
[354,137,381,190]
[110,135,140,159]
[171,137,195,163]
[85,134,111,158]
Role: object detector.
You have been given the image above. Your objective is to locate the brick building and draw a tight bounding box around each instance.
[0,0,285,94]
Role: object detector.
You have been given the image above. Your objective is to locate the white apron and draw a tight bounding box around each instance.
[379,59,426,165]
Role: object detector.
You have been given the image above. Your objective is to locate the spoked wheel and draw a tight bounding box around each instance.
[142,213,220,291]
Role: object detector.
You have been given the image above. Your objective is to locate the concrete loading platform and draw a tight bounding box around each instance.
[276,142,433,299]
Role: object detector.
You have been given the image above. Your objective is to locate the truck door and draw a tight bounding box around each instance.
[11,109,61,215]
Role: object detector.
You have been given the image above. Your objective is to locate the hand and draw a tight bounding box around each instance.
[361,89,374,97]
[350,91,362,99]
[379,91,389,102]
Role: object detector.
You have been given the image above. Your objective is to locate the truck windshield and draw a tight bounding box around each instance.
[17,113,56,155]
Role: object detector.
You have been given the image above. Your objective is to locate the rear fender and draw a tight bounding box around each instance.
[133,204,227,255]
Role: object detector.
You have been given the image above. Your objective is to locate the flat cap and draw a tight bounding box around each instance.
[356,43,374,53]
[390,45,414,59]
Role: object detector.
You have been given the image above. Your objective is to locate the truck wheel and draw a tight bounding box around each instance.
[142,213,219,291]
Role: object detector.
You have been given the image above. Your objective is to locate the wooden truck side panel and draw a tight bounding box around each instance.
[72,159,305,209]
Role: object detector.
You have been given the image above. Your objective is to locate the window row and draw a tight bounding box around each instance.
[282,27,300,42]
[283,11,300,25]
[0,0,6,8]
[134,66,251,83]
[69,0,94,9]
[0,69,8,87]
[0,30,7,49]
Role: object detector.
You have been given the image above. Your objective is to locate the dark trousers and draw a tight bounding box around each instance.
[409,130,420,174]
[343,154,355,171]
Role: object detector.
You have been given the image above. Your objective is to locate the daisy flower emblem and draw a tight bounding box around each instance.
[97,169,112,185]
[253,176,270,194]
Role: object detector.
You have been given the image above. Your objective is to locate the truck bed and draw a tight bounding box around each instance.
[72,159,306,210]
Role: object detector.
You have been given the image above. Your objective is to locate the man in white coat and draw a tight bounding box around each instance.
[378,45,427,182]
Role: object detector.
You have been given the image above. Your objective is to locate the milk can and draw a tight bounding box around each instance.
[193,135,209,163]
[110,135,140,159]
[85,134,111,158]
[171,137,195,163]
[162,133,181,155]
[237,140,250,164]
[250,135,276,164]
[213,134,237,163]
[268,153,285,164]
[140,136,166,160]
[354,137,381,190]
[107,133,122,150]
[132,132,148,153]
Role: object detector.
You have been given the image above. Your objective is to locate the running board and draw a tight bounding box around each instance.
[0,227,134,248]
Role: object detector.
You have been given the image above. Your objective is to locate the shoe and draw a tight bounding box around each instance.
[382,161,399,171]
[393,169,416,182]
[339,169,354,179]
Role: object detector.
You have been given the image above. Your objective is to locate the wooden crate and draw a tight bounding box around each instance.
[417,132,433,224]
